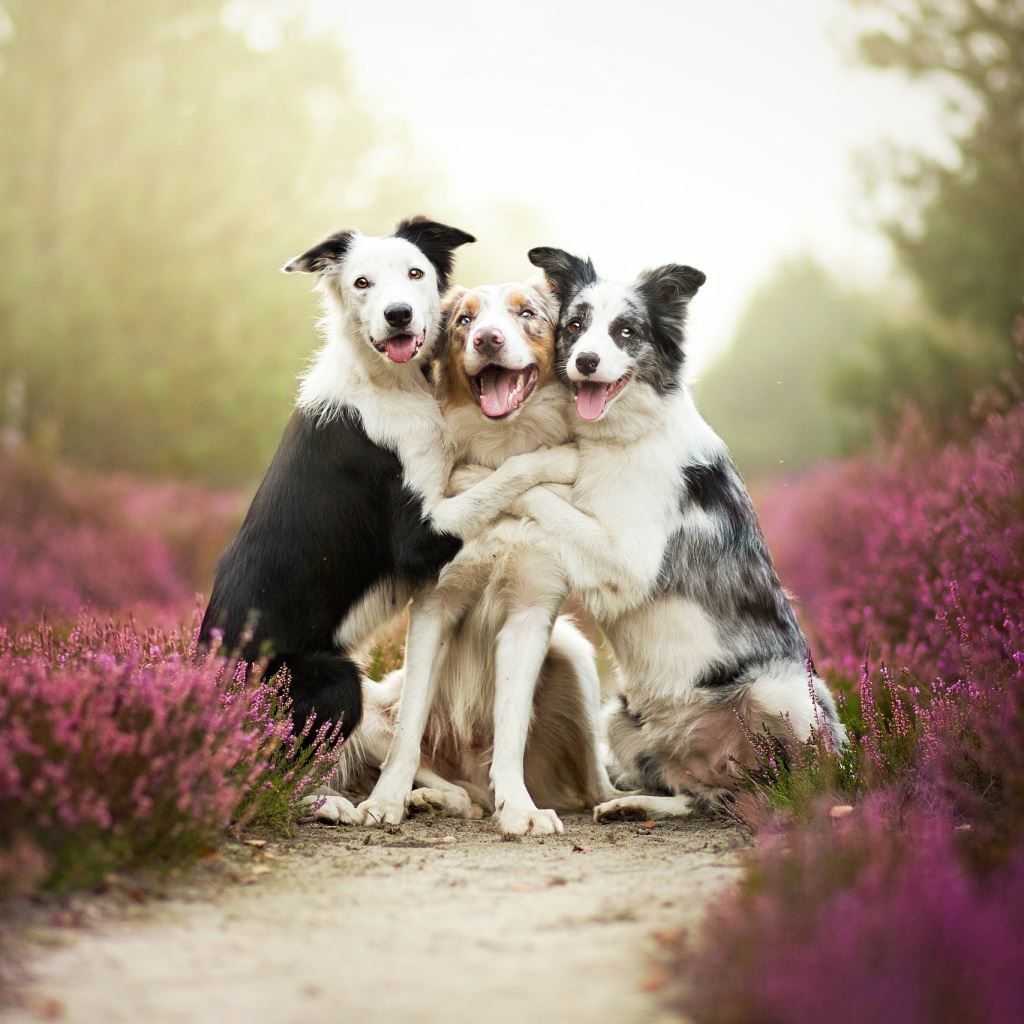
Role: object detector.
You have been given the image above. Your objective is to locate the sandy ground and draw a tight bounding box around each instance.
[3,813,748,1024]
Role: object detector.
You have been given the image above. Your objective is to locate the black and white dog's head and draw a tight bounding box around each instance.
[285,216,475,367]
[528,247,705,423]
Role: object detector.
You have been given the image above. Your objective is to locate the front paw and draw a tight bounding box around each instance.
[535,444,578,485]
[357,794,408,827]
[495,804,564,838]
[448,463,493,496]
[302,793,362,825]
[408,787,484,820]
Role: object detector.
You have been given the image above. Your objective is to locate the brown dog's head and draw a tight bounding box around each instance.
[439,281,558,421]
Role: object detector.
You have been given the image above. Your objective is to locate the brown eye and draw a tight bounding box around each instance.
[520,309,535,319]
[567,319,582,334]
[457,314,473,326]
[354,277,370,289]
[620,327,633,338]
[409,268,424,280]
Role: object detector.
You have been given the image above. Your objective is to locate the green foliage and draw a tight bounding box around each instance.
[829,312,1016,449]
[0,1,539,483]
[694,258,879,480]
[835,0,1024,439]
[853,0,1024,338]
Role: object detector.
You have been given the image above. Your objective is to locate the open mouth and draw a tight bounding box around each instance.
[373,332,425,364]
[469,364,540,419]
[573,372,632,421]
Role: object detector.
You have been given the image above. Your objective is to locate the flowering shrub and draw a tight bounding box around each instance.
[759,402,1024,684]
[0,451,242,623]
[0,613,340,897]
[667,396,1024,1022]
[674,799,1024,1024]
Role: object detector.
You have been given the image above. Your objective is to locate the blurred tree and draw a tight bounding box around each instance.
[0,1,530,484]
[694,258,879,481]
[853,0,1024,336]
[835,0,1024,438]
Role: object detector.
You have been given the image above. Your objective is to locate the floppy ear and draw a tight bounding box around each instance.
[636,264,706,355]
[282,229,356,275]
[394,216,476,290]
[527,247,597,304]
[636,264,706,310]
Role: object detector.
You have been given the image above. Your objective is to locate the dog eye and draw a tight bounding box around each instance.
[457,314,473,326]
[520,309,535,319]
[567,319,582,334]
[408,268,424,280]
[354,277,371,289]
[620,327,633,338]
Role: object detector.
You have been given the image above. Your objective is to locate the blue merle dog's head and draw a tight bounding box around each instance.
[527,247,705,423]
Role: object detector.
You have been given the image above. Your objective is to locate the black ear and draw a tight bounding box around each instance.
[394,216,476,291]
[527,247,598,304]
[637,264,706,309]
[282,229,356,274]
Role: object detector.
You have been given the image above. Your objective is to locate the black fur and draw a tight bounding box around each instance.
[662,455,808,681]
[200,408,461,742]
[394,217,476,291]
[527,247,597,303]
[283,230,356,275]
[533,247,706,398]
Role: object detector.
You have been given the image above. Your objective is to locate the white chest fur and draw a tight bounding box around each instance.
[573,389,726,621]
[299,338,454,507]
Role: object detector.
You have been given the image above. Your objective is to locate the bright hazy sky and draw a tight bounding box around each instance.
[298,0,950,373]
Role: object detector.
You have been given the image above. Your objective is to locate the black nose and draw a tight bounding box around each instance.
[575,351,600,376]
[384,303,413,328]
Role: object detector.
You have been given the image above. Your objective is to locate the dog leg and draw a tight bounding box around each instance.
[357,596,448,827]
[491,607,564,838]
[593,793,696,822]
[510,486,638,594]
[430,446,577,541]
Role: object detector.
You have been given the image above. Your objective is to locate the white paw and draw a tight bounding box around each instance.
[357,794,408,827]
[536,444,578,485]
[496,804,564,837]
[302,793,362,825]
[408,788,484,820]
[593,795,693,822]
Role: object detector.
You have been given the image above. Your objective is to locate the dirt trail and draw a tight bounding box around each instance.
[4,814,747,1024]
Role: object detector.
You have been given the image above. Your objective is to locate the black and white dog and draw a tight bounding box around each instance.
[511,247,846,820]
[199,218,575,745]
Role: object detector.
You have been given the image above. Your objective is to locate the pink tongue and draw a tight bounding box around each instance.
[575,382,608,421]
[385,336,417,363]
[478,366,518,418]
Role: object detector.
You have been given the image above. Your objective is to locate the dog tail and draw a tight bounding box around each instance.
[746,664,847,751]
[280,651,364,745]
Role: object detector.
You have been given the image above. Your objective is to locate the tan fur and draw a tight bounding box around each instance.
[327,281,615,830]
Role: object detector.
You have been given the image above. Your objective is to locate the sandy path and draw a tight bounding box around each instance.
[4,813,747,1024]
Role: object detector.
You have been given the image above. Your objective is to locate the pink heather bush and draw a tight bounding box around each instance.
[0,613,340,897]
[671,396,1024,1022]
[758,401,1024,684]
[676,799,1024,1024]
[0,451,242,623]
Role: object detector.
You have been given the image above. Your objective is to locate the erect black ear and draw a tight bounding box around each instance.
[637,264,706,309]
[527,247,598,304]
[393,216,476,291]
[281,229,356,275]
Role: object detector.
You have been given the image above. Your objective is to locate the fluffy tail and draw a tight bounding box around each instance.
[275,651,364,743]
[746,664,847,750]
